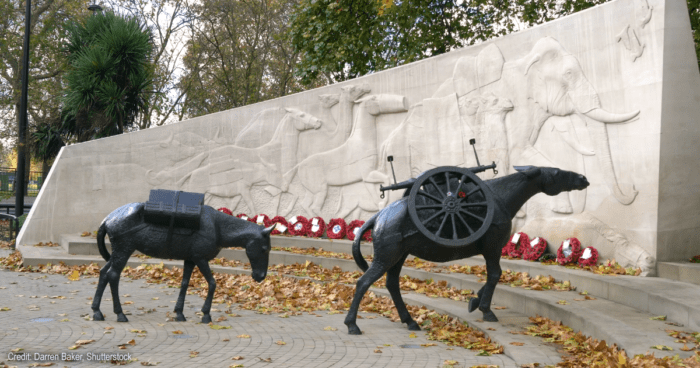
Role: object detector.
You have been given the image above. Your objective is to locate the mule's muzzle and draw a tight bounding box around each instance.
[252,271,267,283]
[576,175,590,190]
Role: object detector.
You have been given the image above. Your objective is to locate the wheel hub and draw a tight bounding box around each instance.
[444,195,459,214]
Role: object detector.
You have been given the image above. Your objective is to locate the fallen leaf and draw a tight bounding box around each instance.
[128,339,136,346]
[493,306,507,310]
[443,360,458,366]
[0,307,10,311]
[229,365,243,368]
[210,324,231,330]
[189,351,199,358]
[651,345,673,351]
[68,345,79,350]
[275,341,286,345]
[231,356,244,360]
[557,300,569,305]
[374,349,382,353]
[409,332,417,338]
[681,344,693,351]
[67,270,80,281]
[237,334,251,338]
[477,350,492,356]
[510,342,525,346]
[487,327,496,331]
[222,338,230,342]
[172,330,183,335]
[420,343,437,347]
[130,329,146,334]
[75,339,95,346]
[650,315,667,321]
[323,326,337,331]
[11,348,23,352]
[140,362,159,366]
[258,357,272,362]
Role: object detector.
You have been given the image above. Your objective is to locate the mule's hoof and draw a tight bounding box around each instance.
[347,324,362,335]
[407,321,421,331]
[468,298,480,313]
[93,311,104,321]
[201,314,212,324]
[482,311,499,322]
[175,313,186,322]
[116,313,128,323]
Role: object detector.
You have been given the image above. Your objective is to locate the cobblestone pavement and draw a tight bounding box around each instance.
[0,269,517,368]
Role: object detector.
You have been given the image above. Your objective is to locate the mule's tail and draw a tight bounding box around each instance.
[352,216,376,272]
[97,222,110,262]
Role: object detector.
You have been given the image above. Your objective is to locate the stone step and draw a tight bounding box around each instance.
[658,261,700,285]
[58,233,700,331]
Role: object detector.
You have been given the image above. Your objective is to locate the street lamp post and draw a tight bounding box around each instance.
[15,0,30,219]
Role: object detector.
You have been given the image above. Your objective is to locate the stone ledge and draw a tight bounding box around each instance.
[658,261,700,285]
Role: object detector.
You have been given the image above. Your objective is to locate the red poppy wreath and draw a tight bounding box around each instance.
[346,220,365,241]
[504,232,530,258]
[236,213,250,221]
[522,237,548,261]
[288,216,311,236]
[577,246,599,267]
[270,216,289,235]
[253,214,272,227]
[217,207,233,216]
[557,238,583,265]
[308,217,326,238]
[326,218,347,240]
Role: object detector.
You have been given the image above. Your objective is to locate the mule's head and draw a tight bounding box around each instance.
[515,166,589,195]
[244,225,274,282]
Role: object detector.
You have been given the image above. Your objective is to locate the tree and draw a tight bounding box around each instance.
[61,10,153,142]
[30,115,63,182]
[0,0,87,195]
[179,0,312,118]
[288,0,612,85]
[104,0,191,127]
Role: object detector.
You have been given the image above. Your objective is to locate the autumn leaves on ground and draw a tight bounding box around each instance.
[2,249,700,367]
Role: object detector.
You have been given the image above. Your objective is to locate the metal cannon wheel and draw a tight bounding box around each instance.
[407,166,494,247]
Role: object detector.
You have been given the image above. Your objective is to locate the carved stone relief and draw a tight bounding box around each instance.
[616,0,652,62]
[281,94,408,217]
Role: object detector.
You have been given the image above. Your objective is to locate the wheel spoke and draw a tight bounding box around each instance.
[416,204,444,210]
[455,174,467,194]
[428,177,444,199]
[465,186,482,197]
[450,214,457,240]
[445,172,451,194]
[455,212,474,234]
[459,202,488,207]
[422,209,446,225]
[417,189,442,203]
[459,209,485,222]
[435,214,448,237]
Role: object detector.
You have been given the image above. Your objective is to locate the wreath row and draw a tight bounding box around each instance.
[502,232,599,267]
[217,208,372,241]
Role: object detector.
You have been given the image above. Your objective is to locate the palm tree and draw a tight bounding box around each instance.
[62,10,153,142]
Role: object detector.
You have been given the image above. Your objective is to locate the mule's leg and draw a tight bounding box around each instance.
[194,260,217,324]
[344,262,389,335]
[478,251,503,322]
[91,260,112,321]
[174,260,195,322]
[106,252,133,322]
[310,183,328,216]
[385,254,420,331]
[468,286,486,313]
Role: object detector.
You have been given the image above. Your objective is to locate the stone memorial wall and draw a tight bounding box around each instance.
[18,0,700,274]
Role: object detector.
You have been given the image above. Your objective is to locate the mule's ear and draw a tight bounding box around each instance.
[262,225,275,237]
[514,166,541,178]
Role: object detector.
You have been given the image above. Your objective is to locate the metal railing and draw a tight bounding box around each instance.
[0,213,19,249]
[0,167,43,195]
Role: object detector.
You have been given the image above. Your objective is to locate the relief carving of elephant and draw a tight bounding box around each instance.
[433,37,640,212]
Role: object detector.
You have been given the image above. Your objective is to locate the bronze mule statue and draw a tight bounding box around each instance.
[345,166,589,334]
[91,203,274,323]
